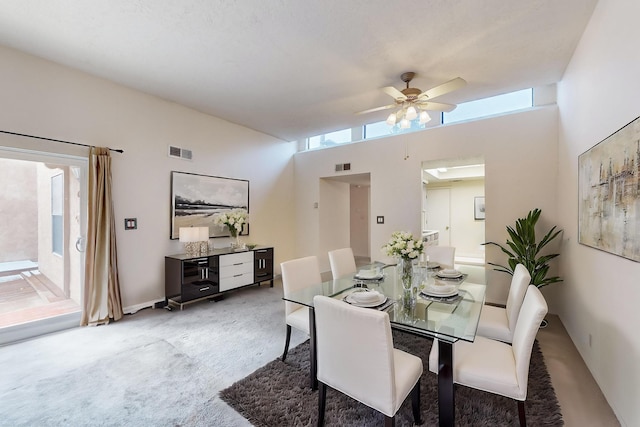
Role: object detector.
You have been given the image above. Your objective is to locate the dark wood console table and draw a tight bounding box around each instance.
[165,246,274,310]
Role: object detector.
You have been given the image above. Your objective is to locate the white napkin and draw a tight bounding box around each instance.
[425,283,456,294]
[357,269,380,279]
[441,269,459,275]
[352,290,381,303]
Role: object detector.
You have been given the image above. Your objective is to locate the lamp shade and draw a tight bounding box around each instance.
[197,227,209,241]
[386,112,397,126]
[405,106,418,121]
[400,118,411,129]
[179,227,199,242]
[419,111,431,124]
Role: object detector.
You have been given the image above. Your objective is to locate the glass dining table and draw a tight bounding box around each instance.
[282,262,486,427]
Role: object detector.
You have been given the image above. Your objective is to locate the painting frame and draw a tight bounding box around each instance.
[474,196,485,220]
[578,116,640,262]
[170,171,249,240]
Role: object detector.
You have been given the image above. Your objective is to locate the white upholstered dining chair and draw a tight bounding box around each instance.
[429,285,548,427]
[313,295,423,427]
[280,256,322,362]
[425,245,456,269]
[476,263,531,343]
[328,247,357,279]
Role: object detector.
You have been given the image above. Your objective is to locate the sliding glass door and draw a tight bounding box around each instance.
[0,147,86,344]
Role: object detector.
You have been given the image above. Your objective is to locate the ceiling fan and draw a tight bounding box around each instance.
[357,72,466,126]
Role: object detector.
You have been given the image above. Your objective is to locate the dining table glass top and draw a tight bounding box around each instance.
[283,262,486,344]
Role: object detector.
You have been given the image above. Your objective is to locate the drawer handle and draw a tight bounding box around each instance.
[199,287,210,292]
[233,262,243,266]
[233,274,243,277]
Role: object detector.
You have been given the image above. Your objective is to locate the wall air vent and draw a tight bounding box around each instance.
[168,146,193,160]
[335,163,351,172]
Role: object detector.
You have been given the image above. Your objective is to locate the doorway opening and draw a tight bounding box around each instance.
[0,147,86,343]
[319,173,371,269]
[422,157,485,283]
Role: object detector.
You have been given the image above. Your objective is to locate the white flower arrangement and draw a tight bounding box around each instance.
[381,231,424,260]
[214,209,248,237]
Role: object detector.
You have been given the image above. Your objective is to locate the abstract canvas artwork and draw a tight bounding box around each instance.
[170,171,249,240]
[578,116,640,262]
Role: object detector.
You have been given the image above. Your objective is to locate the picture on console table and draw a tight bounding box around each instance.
[171,171,249,240]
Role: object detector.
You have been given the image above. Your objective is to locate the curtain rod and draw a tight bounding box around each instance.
[0,130,124,153]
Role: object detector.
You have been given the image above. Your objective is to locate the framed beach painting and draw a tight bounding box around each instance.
[170,171,249,239]
[578,116,640,262]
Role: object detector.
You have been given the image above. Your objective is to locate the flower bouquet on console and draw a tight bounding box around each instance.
[214,209,248,249]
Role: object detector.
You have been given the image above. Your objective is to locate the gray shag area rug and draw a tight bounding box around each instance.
[220,331,563,426]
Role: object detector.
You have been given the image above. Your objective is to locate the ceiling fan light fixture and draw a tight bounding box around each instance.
[400,118,411,129]
[386,112,397,126]
[405,106,418,121]
[419,110,431,124]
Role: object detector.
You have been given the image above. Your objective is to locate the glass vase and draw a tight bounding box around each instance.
[398,257,415,307]
[230,232,245,251]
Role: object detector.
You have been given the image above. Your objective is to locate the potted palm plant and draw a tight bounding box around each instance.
[484,208,563,288]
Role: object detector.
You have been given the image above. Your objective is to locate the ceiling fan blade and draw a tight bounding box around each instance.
[382,86,407,101]
[417,101,457,112]
[419,77,467,100]
[355,104,396,115]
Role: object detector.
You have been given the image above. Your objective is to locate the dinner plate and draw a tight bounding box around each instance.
[354,272,383,280]
[436,271,463,279]
[421,288,459,298]
[422,284,458,297]
[344,293,388,307]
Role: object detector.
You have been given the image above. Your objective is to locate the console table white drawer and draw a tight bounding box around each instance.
[219,251,254,291]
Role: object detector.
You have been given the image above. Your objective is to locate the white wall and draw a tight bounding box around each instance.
[0,45,297,312]
[294,106,559,304]
[556,0,640,425]
[318,179,350,271]
[350,185,370,258]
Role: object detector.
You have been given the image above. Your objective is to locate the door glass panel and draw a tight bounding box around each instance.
[0,149,86,336]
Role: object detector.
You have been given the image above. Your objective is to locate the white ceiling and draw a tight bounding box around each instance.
[0,1,598,142]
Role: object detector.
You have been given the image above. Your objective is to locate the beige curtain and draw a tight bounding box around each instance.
[81,147,124,326]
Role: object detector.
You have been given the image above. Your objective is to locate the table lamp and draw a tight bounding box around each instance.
[179,226,209,256]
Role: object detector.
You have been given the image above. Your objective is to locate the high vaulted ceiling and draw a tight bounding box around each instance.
[0,1,598,142]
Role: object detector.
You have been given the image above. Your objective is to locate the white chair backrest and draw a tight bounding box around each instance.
[425,245,456,269]
[281,256,322,316]
[328,247,357,279]
[505,264,531,333]
[512,285,548,397]
[313,295,397,416]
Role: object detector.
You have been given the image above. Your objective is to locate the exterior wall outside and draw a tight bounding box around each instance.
[36,164,64,289]
[556,0,640,425]
[0,158,37,262]
[294,106,560,305]
[0,44,296,311]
